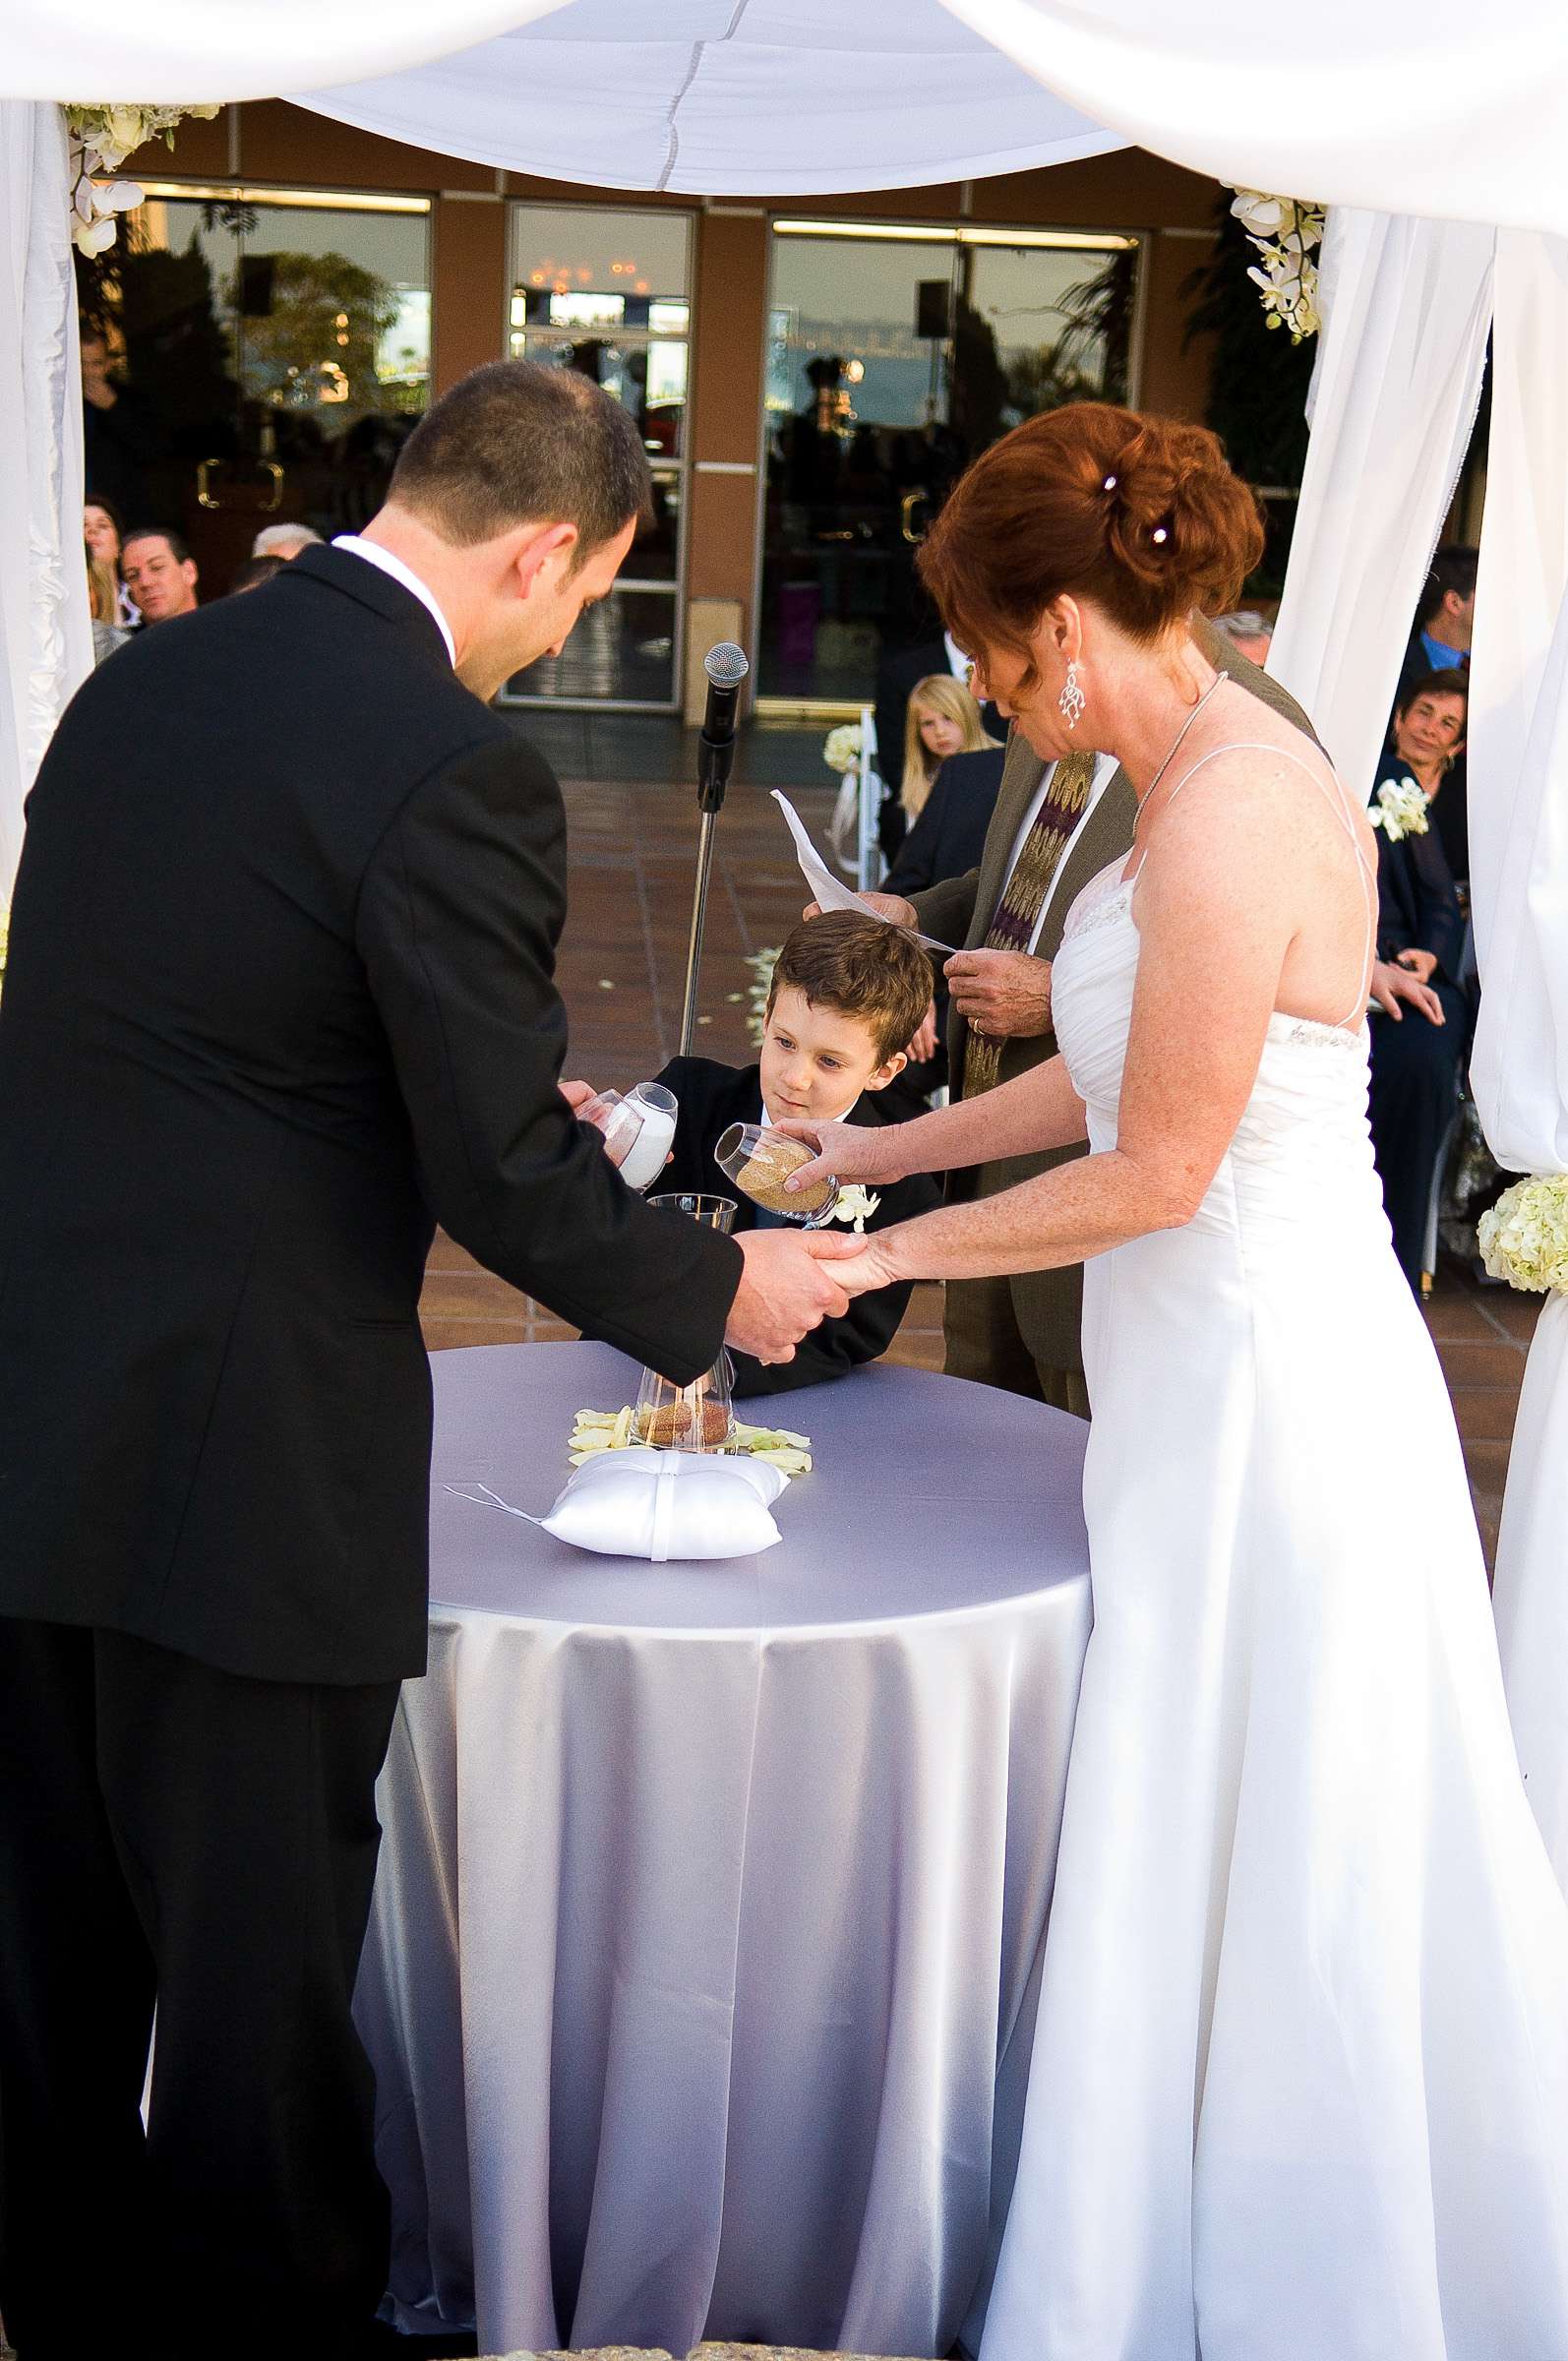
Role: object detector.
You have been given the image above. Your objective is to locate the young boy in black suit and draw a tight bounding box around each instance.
[655,911,941,1396]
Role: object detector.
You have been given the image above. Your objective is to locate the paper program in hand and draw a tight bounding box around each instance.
[770,791,955,955]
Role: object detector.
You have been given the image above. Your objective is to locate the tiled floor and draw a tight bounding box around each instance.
[421,737,1538,1569]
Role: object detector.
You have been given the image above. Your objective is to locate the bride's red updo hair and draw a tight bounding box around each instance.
[918,402,1264,674]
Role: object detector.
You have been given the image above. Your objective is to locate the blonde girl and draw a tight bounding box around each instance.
[901,674,999,822]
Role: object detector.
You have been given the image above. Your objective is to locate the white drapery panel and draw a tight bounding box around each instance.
[0,0,568,105]
[0,103,93,903]
[1471,232,1568,1890]
[941,0,1568,239]
[303,0,1116,197]
[1266,208,1493,796]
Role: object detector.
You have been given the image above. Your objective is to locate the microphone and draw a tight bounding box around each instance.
[696,640,750,813]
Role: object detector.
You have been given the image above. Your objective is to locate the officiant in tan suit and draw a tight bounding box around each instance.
[863,613,1316,1415]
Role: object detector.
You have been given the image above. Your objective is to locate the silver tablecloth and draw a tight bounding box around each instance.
[355,1340,1091,2359]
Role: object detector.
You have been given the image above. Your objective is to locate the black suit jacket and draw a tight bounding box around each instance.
[0,548,741,1684]
[883,746,1007,900]
[654,1058,938,1398]
[1373,768,1466,987]
[873,638,1003,856]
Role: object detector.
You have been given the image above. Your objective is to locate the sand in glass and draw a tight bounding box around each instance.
[633,1190,740,1449]
[713,1122,842,1227]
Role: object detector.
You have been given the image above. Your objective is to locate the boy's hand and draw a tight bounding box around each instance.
[560,1078,598,1113]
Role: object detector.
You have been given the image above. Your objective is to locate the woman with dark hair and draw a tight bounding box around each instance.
[784,403,1568,2357]
[1368,670,1472,1288]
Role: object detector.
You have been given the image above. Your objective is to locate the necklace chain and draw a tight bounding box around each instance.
[1133,672,1227,841]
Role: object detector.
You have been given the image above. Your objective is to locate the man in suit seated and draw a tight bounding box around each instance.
[652,913,941,1394]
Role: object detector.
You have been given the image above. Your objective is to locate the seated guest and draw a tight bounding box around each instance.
[252,521,325,562]
[121,527,199,627]
[1400,543,1476,688]
[1213,608,1272,666]
[1387,662,1471,886]
[85,550,130,666]
[654,913,940,1395]
[883,740,1008,1104]
[873,625,1003,856]
[899,674,1001,834]
[228,556,285,595]
[84,495,137,627]
[1367,673,1471,1292]
[884,741,1007,901]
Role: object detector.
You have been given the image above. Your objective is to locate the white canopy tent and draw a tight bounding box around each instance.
[4,0,1568,1878]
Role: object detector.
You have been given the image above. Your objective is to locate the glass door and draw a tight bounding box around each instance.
[501,204,692,710]
[759,219,1140,704]
[81,182,432,594]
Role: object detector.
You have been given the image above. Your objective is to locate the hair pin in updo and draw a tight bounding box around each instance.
[1102,473,1118,492]
[1151,525,1170,545]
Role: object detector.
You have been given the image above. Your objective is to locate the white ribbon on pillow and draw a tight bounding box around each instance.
[447,1447,790,1563]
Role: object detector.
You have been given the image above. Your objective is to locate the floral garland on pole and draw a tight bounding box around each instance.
[65,103,219,257]
[1230,189,1326,343]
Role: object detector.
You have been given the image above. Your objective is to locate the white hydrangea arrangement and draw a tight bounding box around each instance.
[1369,777,1430,843]
[1478,1176,1568,1296]
[66,103,220,256]
[1231,188,1326,342]
[823,722,863,776]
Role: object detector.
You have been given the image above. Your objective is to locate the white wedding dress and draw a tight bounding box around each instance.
[979,766,1568,2359]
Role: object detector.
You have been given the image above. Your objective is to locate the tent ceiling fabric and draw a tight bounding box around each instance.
[0,0,569,106]
[944,0,1568,237]
[299,0,1120,196]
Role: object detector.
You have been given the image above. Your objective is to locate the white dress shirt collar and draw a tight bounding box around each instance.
[942,630,969,682]
[331,534,456,668]
[1006,751,1120,958]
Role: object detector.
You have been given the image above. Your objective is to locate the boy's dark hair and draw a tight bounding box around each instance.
[390,358,651,557]
[767,911,933,1063]
[1415,544,1478,632]
[123,525,193,565]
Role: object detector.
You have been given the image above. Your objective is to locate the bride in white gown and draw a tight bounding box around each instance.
[785,404,1568,2358]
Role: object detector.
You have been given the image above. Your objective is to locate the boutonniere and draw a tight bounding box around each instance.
[1369,777,1429,842]
[828,1184,881,1233]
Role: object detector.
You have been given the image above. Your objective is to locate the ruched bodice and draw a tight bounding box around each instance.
[979,864,1568,2361]
[1053,866,1388,1249]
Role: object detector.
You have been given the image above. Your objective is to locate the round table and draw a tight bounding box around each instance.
[355,1340,1092,2360]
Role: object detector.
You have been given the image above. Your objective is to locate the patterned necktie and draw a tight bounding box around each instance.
[962,749,1098,1099]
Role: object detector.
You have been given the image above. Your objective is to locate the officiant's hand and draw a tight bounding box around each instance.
[943,949,1052,1041]
[726,1228,870,1364]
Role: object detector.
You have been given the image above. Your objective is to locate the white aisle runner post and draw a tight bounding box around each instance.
[1470,232,1568,1891]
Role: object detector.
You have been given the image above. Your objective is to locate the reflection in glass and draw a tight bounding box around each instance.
[759,224,1140,700]
[83,191,431,578]
[511,204,691,304]
[505,585,680,705]
[508,332,687,460]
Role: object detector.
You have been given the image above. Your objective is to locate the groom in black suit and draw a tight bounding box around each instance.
[0,361,861,2358]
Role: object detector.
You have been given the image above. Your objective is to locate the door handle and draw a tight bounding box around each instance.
[900,489,931,545]
[197,458,284,514]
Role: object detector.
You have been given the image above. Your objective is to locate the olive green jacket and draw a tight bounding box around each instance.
[907,618,1318,1377]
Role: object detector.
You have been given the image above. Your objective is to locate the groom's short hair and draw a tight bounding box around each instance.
[389,360,651,559]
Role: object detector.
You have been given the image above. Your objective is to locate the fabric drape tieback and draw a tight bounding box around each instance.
[962,749,1098,1098]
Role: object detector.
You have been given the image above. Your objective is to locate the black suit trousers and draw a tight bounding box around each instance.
[1368,982,1470,1290]
[0,1618,398,2359]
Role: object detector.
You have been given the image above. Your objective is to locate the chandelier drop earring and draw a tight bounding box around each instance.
[1058,659,1086,729]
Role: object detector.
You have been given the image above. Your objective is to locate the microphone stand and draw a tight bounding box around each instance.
[678,644,749,1057]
